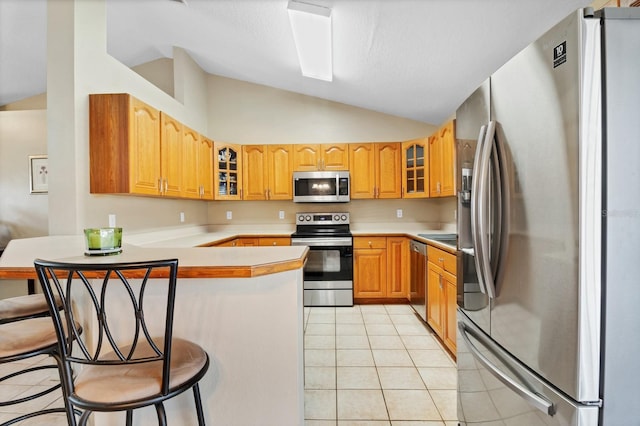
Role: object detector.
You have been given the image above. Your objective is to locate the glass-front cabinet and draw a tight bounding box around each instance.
[401,137,429,198]
[214,142,242,200]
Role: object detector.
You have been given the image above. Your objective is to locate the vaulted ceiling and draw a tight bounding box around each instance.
[1,0,590,124]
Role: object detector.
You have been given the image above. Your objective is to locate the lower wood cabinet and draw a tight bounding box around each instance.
[353,236,409,300]
[210,236,290,247]
[426,245,457,353]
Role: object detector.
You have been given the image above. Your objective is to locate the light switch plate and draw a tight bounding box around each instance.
[226,211,232,220]
[396,209,403,218]
[108,214,116,227]
[279,210,285,220]
[180,212,185,223]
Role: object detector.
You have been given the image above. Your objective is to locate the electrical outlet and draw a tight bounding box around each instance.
[396,209,403,218]
[108,214,116,227]
[279,210,285,220]
[226,211,232,220]
[180,212,185,223]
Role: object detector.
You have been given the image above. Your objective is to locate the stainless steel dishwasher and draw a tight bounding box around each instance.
[409,240,427,322]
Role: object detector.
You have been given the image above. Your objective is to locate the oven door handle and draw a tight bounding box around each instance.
[291,237,352,247]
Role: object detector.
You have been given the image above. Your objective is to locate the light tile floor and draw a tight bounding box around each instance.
[0,304,458,425]
[304,304,458,426]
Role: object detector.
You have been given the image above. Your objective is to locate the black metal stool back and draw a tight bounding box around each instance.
[34,258,209,426]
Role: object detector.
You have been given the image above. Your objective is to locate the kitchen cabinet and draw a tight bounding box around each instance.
[353,237,387,298]
[386,237,409,298]
[89,94,162,196]
[197,137,214,200]
[429,120,456,197]
[159,112,184,198]
[354,236,409,300]
[214,142,242,200]
[401,138,429,198]
[426,245,457,353]
[349,142,401,199]
[89,93,212,200]
[242,144,293,200]
[292,143,349,171]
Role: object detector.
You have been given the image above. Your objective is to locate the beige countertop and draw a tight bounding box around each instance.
[0,222,457,280]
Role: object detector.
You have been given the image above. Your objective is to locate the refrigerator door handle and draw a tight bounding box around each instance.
[459,320,556,417]
[470,124,490,297]
[475,121,496,299]
[492,122,511,293]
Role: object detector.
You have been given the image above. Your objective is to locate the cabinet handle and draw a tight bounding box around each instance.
[439,274,443,289]
[368,241,372,248]
[272,242,277,246]
[164,179,168,193]
[439,257,444,263]
[158,178,163,194]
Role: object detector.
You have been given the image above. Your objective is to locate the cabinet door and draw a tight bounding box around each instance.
[292,144,320,171]
[429,134,443,197]
[439,120,456,197]
[349,143,376,199]
[198,137,214,200]
[128,96,161,195]
[160,113,183,197]
[214,143,242,200]
[376,142,402,199]
[427,263,444,336]
[322,143,349,170]
[354,248,387,298]
[444,273,457,353]
[267,145,293,200]
[402,138,429,198]
[386,237,409,298]
[429,120,456,197]
[182,126,201,199]
[243,145,268,200]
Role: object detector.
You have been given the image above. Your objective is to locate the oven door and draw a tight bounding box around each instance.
[291,236,353,306]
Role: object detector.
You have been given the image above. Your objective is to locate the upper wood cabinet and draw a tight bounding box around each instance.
[90,94,162,195]
[242,144,293,200]
[214,142,242,200]
[349,142,401,199]
[293,143,349,171]
[198,137,215,200]
[159,113,184,198]
[429,120,456,197]
[89,94,212,200]
[401,138,429,198]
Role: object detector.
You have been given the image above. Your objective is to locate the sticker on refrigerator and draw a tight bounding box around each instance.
[553,41,567,68]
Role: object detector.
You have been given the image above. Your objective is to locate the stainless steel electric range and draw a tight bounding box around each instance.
[290,212,353,307]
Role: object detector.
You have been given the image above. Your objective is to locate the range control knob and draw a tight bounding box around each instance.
[298,215,305,222]
[334,215,340,221]
[341,214,347,221]
[305,215,312,222]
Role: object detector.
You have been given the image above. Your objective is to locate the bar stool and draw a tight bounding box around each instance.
[34,258,210,426]
[0,293,69,425]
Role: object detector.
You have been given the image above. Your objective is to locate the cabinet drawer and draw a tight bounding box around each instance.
[427,245,457,275]
[354,236,387,249]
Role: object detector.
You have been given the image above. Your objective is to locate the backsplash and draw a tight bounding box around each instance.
[207,197,456,228]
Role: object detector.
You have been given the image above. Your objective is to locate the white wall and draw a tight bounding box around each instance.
[0,110,48,297]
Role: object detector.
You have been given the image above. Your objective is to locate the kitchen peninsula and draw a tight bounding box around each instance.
[0,234,308,425]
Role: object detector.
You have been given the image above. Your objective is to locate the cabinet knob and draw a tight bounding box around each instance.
[273,242,277,246]
[368,241,372,248]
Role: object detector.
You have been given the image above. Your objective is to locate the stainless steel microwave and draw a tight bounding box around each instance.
[293,171,350,203]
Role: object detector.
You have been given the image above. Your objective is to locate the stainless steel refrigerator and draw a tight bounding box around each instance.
[456,8,640,425]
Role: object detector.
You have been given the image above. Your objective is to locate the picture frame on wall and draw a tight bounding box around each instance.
[29,155,48,194]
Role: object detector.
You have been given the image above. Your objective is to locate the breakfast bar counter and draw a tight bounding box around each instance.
[0,235,307,425]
